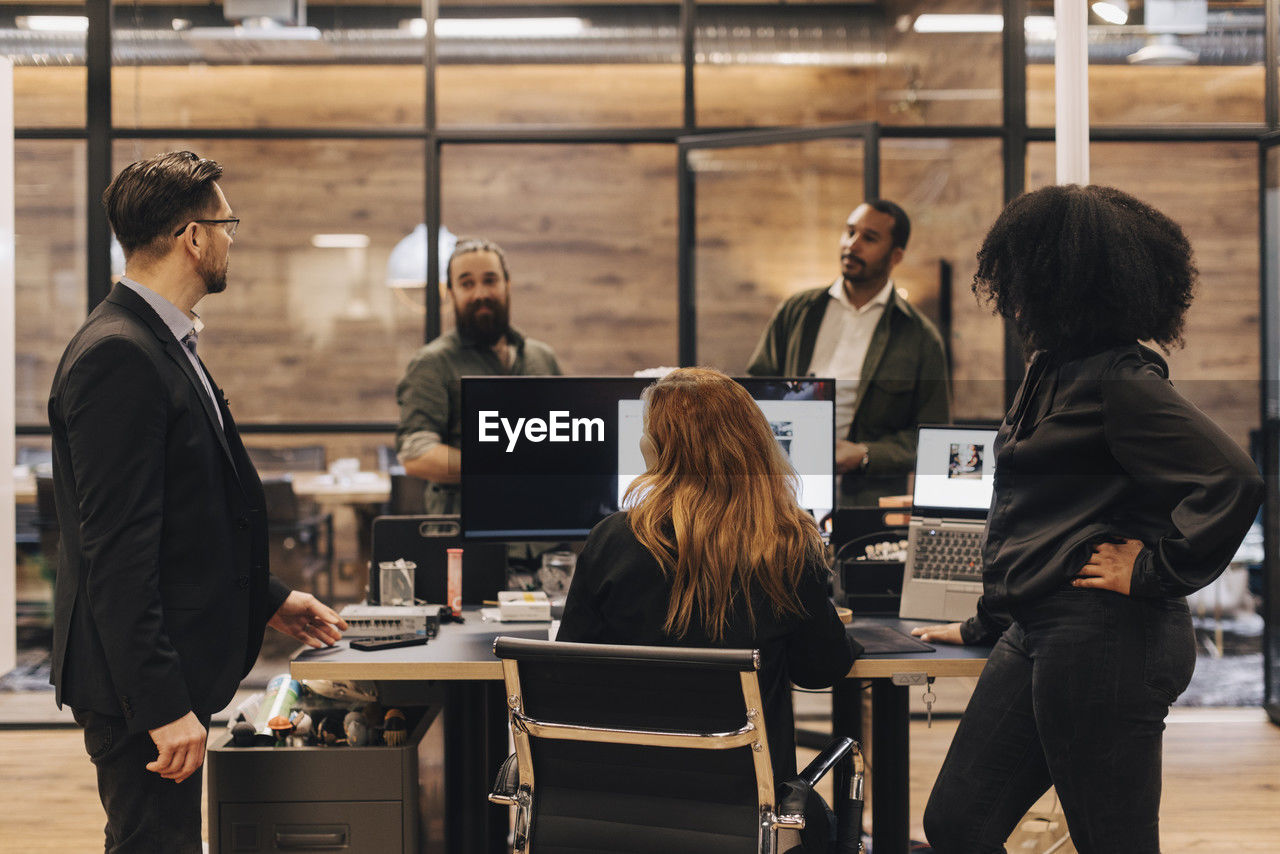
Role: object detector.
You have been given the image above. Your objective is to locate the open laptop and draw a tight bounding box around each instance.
[897,425,999,621]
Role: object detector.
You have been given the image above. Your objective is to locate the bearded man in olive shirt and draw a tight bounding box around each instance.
[395,238,561,514]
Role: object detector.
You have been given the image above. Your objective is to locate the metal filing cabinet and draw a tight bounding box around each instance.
[207,706,445,853]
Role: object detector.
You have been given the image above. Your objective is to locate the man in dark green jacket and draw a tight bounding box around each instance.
[747,200,950,506]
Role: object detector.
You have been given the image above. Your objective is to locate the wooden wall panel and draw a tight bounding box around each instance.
[113,65,426,129]
[438,65,683,127]
[12,67,85,129]
[1028,65,1265,127]
[691,139,868,373]
[14,141,88,425]
[881,138,1006,422]
[111,138,427,425]
[878,0,1004,127]
[441,143,680,374]
[1027,141,1260,449]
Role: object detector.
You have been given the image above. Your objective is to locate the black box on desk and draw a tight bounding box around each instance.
[831,507,908,616]
[208,706,445,853]
[837,559,905,616]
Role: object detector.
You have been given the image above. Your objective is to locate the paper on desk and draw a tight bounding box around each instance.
[480,607,552,623]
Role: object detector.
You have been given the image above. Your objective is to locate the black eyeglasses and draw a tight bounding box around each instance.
[174,218,239,238]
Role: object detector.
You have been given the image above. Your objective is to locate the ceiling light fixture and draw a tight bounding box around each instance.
[912,14,1003,34]
[1023,16,1057,39]
[1091,2,1130,26]
[386,224,457,289]
[435,17,586,39]
[16,16,89,33]
[311,234,370,249]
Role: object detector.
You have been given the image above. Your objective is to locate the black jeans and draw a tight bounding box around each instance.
[73,708,207,854]
[923,585,1195,854]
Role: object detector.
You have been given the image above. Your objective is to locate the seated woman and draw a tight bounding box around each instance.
[558,367,857,850]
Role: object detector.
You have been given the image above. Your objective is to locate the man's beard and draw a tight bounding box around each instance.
[456,297,510,346]
[201,257,228,295]
[842,251,891,288]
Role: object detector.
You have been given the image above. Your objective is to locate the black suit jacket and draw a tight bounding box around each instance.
[48,282,290,733]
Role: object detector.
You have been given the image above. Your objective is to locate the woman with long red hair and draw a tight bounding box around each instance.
[559,367,856,848]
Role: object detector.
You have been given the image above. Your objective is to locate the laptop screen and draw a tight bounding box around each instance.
[912,425,999,519]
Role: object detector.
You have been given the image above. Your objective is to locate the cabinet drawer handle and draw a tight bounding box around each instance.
[275,827,348,849]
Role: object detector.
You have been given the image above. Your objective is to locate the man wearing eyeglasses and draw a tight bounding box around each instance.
[47,151,348,853]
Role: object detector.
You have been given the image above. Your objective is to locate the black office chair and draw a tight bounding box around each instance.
[388,471,429,516]
[17,447,53,469]
[260,476,335,599]
[376,444,398,473]
[489,637,864,854]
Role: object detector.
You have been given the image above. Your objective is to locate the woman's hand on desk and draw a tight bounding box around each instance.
[911,622,965,645]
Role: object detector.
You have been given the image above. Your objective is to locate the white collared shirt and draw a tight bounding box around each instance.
[808,278,894,440]
[119,276,224,430]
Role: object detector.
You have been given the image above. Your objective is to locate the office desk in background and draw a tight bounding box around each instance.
[293,610,990,854]
[277,470,390,506]
[11,469,392,507]
[13,471,35,504]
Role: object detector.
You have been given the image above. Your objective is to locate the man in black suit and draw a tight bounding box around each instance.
[48,151,348,853]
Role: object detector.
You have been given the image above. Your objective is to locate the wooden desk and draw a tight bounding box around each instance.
[292,610,990,854]
[287,471,390,506]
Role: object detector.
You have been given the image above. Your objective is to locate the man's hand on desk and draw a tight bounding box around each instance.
[911,622,965,645]
[269,591,349,648]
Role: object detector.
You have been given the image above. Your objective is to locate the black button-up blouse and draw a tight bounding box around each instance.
[961,343,1264,644]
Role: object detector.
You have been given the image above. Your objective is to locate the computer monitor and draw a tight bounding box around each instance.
[460,376,835,540]
[911,425,999,520]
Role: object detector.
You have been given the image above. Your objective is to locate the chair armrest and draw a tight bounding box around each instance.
[799,736,855,790]
[775,736,857,827]
[488,753,520,805]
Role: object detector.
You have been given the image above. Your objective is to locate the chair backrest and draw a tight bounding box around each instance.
[376,444,398,473]
[17,446,52,469]
[246,444,327,474]
[260,476,303,523]
[388,472,428,516]
[493,637,776,854]
[34,476,58,529]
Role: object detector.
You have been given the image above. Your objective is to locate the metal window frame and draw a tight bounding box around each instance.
[1259,128,1280,724]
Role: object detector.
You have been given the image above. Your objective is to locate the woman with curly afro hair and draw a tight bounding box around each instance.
[911,184,1263,853]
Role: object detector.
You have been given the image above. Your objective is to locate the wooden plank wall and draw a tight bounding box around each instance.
[12,58,1266,453]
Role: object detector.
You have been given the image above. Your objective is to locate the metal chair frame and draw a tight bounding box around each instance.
[489,638,864,854]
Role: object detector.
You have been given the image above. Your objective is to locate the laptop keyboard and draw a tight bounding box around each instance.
[912,528,984,582]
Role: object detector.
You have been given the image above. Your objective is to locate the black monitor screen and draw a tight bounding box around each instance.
[461,376,835,540]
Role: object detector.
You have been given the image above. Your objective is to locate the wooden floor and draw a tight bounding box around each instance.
[1,707,1275,852]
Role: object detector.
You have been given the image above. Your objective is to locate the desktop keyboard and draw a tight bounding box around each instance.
[912,528,984,582]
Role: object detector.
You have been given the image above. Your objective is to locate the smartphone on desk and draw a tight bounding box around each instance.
[350,634,428,652]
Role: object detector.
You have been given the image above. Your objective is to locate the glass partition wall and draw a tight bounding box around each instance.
[4,1,1278,720]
